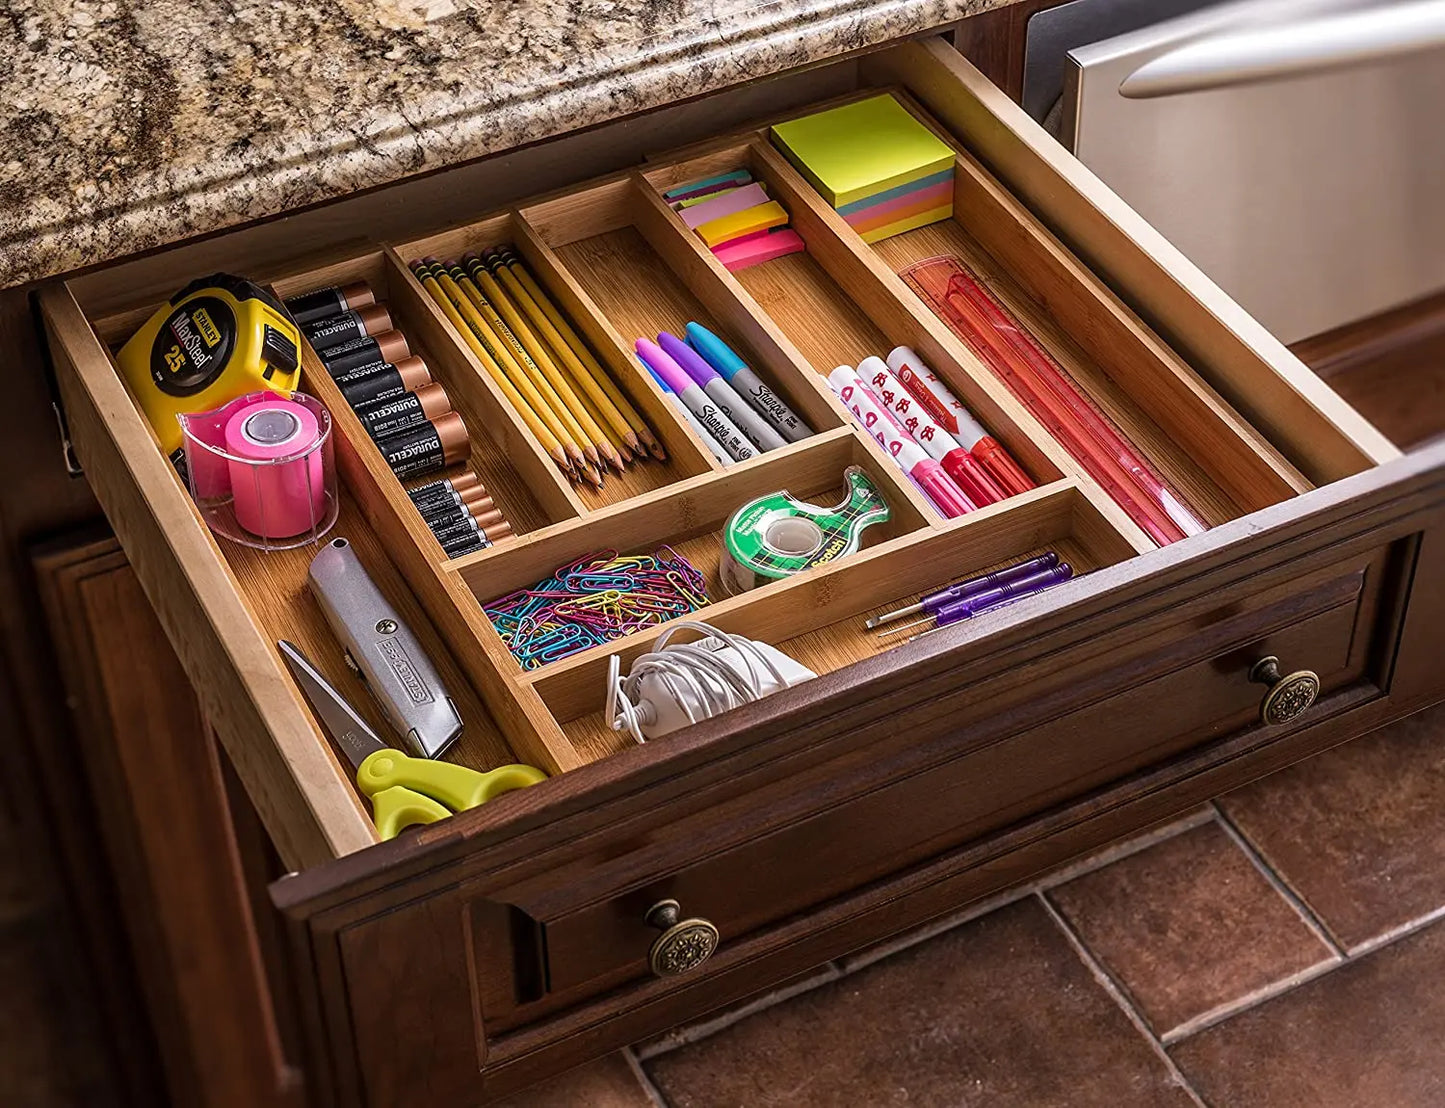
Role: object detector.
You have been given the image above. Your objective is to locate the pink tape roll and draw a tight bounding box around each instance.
[223,399,328,538]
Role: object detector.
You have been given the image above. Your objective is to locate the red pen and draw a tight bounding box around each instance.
[828,366,976,518]
[900,258,1204,545]
[885,346,1032,498]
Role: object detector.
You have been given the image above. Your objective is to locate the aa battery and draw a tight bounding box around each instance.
[303,304,393,351]
[408,471,481,510]
[354,383,451,441]
[334,355,430,407]
[284,281,376,326]
[318,330,411,376]
[379,411,470,478]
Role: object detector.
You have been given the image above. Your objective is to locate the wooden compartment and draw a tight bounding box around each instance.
[267,250,576,540]
[543,475,1137,754]
[640,125,1316,546]
[399,210,719,508]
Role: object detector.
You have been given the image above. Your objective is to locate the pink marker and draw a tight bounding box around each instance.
[856,356,1005,507]
[828,366,975,519]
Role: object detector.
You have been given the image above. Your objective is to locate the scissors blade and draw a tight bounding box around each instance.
[278,640,389,772]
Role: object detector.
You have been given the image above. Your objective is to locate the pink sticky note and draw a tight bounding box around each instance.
[679,182,771,229]
[713,229,806,271]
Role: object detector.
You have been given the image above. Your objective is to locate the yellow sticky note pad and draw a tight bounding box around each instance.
[771,94,955,209]
[695,201,789,248]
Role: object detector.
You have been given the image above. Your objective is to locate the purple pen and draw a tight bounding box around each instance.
[657,332,788,452]
[867,551,1061,629]
[879,562,1074,640]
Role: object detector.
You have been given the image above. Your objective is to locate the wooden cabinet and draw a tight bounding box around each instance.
[34,37,1445,1106]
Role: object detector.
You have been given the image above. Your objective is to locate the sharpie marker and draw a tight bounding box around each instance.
[828,366,974,519]
[636,339,756,463]
[658,331,787,452]
[886,346,1033,496]
[642,364,732,466]
[856,356,1004,507]
[685,322,812,443]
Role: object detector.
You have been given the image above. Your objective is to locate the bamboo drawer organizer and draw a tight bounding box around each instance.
[88,87,1336,806]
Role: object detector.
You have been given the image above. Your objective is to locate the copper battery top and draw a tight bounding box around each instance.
[459,489,494,510]
[391,354,431,391]
[483,519,514,540]
[449,470,482,493]
[373,330,412,366]
[433,410,471,465]
[411,382,452,420]
[340,281,376,312]
[355,303,393,337]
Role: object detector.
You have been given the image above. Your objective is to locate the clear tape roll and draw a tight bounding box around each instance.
[719,465,890,594]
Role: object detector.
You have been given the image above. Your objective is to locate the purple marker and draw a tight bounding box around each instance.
[641,362,732,466]
[657,332,787,452]
[635,338,756,463]
[868,552,1062,628]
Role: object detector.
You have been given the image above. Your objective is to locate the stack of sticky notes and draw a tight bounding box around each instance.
[663,169,806,272]
[770,94,955,244]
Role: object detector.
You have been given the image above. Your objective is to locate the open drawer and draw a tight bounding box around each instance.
[38,36,1445,1107]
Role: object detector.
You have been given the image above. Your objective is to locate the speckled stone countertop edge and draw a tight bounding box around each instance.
[3,0,1005,290]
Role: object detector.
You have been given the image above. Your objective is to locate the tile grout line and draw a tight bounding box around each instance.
[1211,802,1348,958]
[1345,901,1445,960]
[1159,956,1341,1046]
[623,1046,672,1108]
[848,810,1214,974]
[1038,892,1210,1108]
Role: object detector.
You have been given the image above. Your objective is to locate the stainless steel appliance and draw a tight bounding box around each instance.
[1029,0,1445,343]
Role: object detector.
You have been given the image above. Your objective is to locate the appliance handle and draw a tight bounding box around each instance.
[1119,0,1445,98]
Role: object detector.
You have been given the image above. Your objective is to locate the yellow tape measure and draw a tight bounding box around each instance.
[116,274,301,462]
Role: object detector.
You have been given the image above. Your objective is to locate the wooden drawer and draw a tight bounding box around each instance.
[37,36,1445,1106]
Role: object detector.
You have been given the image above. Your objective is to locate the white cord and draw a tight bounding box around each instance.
[606,621,793,743]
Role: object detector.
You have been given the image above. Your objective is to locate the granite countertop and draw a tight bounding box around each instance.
[0,0,1005,290]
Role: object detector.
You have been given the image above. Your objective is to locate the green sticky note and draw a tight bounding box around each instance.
[771,94,955,209]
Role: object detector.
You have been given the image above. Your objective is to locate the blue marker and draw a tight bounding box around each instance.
[638,358,733,467]
[685,322,813,443]
[659,332,788,452]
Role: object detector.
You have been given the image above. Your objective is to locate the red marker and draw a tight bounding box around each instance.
[856,356,1006,507]
[828,366,975,519]
[886,346,1034,497]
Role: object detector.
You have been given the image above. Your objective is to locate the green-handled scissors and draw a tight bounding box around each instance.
[279,640,546,839]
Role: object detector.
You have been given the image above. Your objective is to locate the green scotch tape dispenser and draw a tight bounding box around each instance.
[720,465,890,594]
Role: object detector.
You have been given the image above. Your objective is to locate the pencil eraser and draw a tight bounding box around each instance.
[712,229,806,271]
[695,201,790,248]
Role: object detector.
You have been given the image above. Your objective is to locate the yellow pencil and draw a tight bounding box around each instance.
[410,261,570,474]
[493,248,667,461]
[429,262,600,488]
[460,256,627,476]
[443,262,604,477]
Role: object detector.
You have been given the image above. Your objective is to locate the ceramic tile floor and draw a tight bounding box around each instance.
[500,701,1445,1108]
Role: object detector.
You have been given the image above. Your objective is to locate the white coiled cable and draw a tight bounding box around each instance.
[606,620,793,743]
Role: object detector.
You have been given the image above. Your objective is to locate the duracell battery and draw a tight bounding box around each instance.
[285,281,376,326]
[419,489,492,526]
[408,472,481,510]
[441,520,512,556]
[317,330,411,376]
[334,355,431,408]
[303,303,393,352]
[424,503,501,539]
[380,410,470,478]
[354,382,451,442]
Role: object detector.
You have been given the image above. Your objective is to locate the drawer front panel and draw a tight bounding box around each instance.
[536,557,1379,999]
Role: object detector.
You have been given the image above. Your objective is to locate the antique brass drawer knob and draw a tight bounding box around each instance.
[645,899,719,978]
[1249,656,1320,726]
